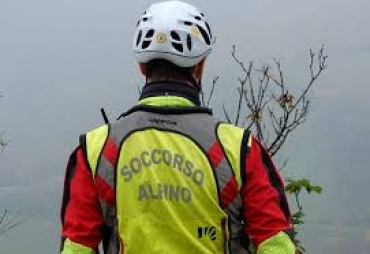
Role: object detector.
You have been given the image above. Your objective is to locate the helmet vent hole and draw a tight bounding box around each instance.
[172,42,183,53]
[145,29,155,38]
[136,30,143,46]
[171,31,181,41]
[142,17,148,22]
[196,25,211,45]
[184,21,193,26]
[205,22,212,38]
[187,34,192,51]
[200,13,205,17]
[142,40,151,49]
[194,16,202,21]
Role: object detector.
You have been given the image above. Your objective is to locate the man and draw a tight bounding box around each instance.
[60,1,296,253]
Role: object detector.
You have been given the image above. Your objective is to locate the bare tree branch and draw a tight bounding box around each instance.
[222,104,232,124]
[0,132,8,151]
[206,76,219,107]
[236,85,244,125]
[0,210,8,226]
[0,209,23,236]
[0,92,23,236]
[280,158,289,171]
[202,46,327,254]
[228,46,327,158]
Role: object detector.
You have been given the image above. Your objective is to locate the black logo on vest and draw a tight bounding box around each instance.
[198,226,216,241]
[149,118,177,126]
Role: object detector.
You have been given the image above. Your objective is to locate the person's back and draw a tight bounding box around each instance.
[108,106,241,253]
[60,1,297,253]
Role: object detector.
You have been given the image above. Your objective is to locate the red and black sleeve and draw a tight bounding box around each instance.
[241,134,294,248]
[60,146,104,251]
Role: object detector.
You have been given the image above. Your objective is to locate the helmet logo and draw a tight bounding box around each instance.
[190,26,201,38]
[157,33,167,44]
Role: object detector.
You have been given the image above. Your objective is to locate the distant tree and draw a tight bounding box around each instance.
[201,46,327,253]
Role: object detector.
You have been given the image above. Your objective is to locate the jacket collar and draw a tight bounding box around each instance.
[139,81,201,107]
[117,82,212,120]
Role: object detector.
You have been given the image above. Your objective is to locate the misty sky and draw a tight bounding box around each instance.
[1,0,370,253]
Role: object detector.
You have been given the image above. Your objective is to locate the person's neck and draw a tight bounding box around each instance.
[148,76,194,87]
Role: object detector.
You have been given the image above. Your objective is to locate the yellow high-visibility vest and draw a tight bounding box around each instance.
[81,105,250,254]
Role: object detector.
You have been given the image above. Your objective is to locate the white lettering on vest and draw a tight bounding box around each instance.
[138,183,192,203]
[120,149,205,186]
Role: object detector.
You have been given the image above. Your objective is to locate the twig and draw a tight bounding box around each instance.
[222,105,232,124]
[206,76,219,106]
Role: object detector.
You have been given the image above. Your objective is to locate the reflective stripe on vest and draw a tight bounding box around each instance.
[85,124,109,178]
[83,109,251,254]
[217,123,244,190]
[257,232,296,254]
[61,238,95,254]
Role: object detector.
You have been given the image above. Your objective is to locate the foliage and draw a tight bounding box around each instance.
[285,178,323,253]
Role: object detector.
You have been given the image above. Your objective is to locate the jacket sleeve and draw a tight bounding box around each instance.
[241,134,296,253]
[60,147,104,253]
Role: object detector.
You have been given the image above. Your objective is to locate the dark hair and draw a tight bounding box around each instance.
[146,59,196,78]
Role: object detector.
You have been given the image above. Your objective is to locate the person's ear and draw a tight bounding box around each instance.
[194,58,206,82]
[139,63,147,76]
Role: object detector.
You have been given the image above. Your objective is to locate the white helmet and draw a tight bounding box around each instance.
[133,1,214,68]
